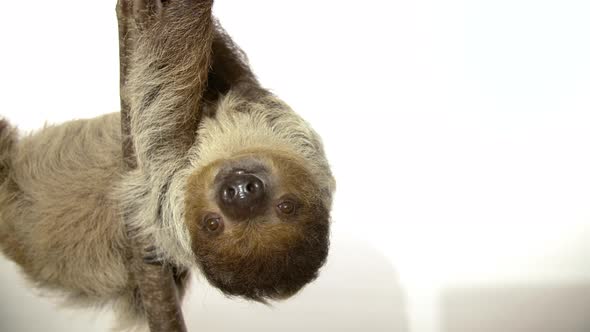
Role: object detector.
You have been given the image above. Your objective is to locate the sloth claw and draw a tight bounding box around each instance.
[132,0,163,29]
[143,245,165,265]
[116,0,162,29]
[118,0,213,30]
[134,0,164,17]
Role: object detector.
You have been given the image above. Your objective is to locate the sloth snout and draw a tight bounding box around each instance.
[217,171,268,221]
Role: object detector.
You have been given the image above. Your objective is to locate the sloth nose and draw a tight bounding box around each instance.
[218,172,267,220]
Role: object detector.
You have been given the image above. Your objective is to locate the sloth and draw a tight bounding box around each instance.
[0,0,335,329]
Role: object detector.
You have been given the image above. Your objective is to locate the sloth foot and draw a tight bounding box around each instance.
[121,0,212,24]
[143,245,165,265]
[116,0,163,30]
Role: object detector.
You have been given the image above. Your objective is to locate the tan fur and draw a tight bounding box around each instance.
[0,115,135,317]
[0,1,334,330]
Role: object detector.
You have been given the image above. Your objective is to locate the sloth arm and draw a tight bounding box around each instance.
[126,1,214,176]
[204,24,260,102]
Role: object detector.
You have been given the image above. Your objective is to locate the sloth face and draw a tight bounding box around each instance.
[184,149,331,301]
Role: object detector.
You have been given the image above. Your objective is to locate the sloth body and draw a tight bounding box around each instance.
[0,0,334,329]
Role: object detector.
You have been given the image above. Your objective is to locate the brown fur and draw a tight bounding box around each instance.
[0,1,335,330]
[185,150,330,301]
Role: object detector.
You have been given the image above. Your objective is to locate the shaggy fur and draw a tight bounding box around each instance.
[0,0,335,330]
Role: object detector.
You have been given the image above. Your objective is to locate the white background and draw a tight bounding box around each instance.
[1,1,590,331]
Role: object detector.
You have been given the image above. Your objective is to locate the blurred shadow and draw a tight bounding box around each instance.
[0,257,115,332]
[440,282,590,332]
[0,229,409,331]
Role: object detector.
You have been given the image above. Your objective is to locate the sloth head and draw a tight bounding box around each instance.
[183,88,335,302]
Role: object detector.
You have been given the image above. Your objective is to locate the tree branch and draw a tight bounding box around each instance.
[116,1,187,331]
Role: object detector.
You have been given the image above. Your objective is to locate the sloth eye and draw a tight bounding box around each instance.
[203,214,224,234]
[206,218,221,231]
[277,200,296,215]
